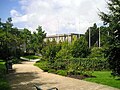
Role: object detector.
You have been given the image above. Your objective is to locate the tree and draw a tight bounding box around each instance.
[0,17,14,59]
[88,47,105,58]
[99,26,110,47]
[31,26,46,53]
[20,28,32,53]
[71,36,90,58]
[99,0,120,76]
[56,41,72,59]
[85,23,99,47]
[41,40,61,61]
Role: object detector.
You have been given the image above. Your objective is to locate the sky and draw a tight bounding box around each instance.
[0,0,108,35]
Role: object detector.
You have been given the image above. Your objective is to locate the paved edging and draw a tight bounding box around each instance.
[20,57,40,62]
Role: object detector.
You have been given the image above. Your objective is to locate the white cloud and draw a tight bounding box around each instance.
[11,0,108,35]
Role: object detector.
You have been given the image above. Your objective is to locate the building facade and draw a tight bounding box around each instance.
[44,33,84,43]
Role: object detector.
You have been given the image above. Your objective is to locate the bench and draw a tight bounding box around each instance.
[34,84,58,90]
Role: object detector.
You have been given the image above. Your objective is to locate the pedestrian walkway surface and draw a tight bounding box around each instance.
[8,61,119,90]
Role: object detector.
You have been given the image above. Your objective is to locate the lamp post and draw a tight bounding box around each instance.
[89,27,91,48]
[99,27,100,48]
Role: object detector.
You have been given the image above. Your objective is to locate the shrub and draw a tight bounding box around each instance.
[23,55,40,59]
[53,59,68,70]
[34,60,49,72]
[56,41,72,59]
[48,69,56,73]
[0,81,11,90]
[41,42,61,60]
[12,58,21,64]
[0,60,11,90]
[67,58,109,71]
[71,36,90,58]
[56,70,67,76]
[35,57,109,76]
[88,47,105,58]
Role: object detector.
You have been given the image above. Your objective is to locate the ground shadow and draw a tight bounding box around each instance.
[7,67,58,90]
[7,71,41,90]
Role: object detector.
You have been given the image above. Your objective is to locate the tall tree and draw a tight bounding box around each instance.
[71,36,90,58]
[99,0,120,76]
[30,26,46,53]
[20,28,31,53]
[85,23,99,47]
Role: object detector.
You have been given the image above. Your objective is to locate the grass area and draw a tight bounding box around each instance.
[84,71,120,89]
[0,60,11,90]
[23,55,41,59]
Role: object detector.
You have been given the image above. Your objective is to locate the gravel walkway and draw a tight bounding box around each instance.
[8,61,119,90]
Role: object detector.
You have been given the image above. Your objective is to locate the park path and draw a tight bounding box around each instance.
[8,61,119,90]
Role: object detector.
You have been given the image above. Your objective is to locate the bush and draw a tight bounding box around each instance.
[108,47,120,76]
[88,47,105,58]
[0,60,11,90]
[53,59,68,70]
[35,57,109,77]
[24,53,35,56]
[0,81,11,90]
[12,58,21,64]
[23,55,40,59]
[56,70,67,76]
[34,60,49,72]
[48,69,56,73]
[67,58,109,71]
[71,36,90,58]
[56,41,72,59]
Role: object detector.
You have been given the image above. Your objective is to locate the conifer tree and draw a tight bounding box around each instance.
[99,0,120,76]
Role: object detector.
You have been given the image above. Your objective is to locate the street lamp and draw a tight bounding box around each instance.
[99,27,101,48]
[89,27,91,48]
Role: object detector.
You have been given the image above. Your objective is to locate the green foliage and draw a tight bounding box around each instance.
[56,70,67,76]
[30,26,46,53]
[71,36,90,58]
[67,58,109,76]
[56,42,72,59]
[34,60,49,72]
[0,82,11,90]
[0,61,6,74]
[23,55,40,59]
[53,59,68,70]
[12,58,21,64]
[108,46,120,76]
[0,18,23,60]
[99,26,110,47]
[88,47,105,58]
[85,23,99,47]
[55,41,73,59]
[99,0,120,76]
[35,57,109,77]
[48,69,56,73]
[0,17,46,63]
[20,28,31,53]
[0,60,11,90]
[85,71,120,89]
[41,40,61,60]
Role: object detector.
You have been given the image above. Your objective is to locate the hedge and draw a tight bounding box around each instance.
[35,57,109,76]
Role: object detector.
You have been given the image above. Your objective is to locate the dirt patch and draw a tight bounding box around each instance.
[67,75,88,80]
[67,75,96,80]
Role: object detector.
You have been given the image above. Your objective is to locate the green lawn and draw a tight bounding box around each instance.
[84,71,120,89]
[0,60,11,90]
[23,55,41,59]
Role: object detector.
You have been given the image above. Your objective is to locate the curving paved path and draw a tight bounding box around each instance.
[8,61,119,90]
